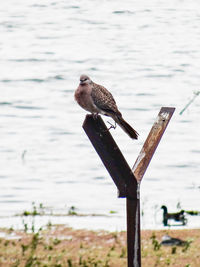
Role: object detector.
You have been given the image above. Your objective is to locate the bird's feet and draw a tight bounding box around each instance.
[92,113,99,119]
[107,121,117,131]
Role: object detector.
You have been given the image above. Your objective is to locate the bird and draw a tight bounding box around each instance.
[160,234,186,246]
[74,74,138,139]
[161,205,187,226]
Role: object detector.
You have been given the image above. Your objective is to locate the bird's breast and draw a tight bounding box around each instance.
[75,86,98,113]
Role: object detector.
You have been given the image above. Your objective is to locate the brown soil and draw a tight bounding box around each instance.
[0,226,199,266]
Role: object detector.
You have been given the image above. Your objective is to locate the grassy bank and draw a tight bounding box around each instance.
[0,226,199,267]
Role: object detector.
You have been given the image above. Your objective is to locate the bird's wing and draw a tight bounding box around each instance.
[91,83,121,115]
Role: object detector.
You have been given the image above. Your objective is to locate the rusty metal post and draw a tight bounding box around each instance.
[82,107,175,267]
[132,107,176,182]
[83,115,137,198]
[126,107,175,267]
[127,196,141,267]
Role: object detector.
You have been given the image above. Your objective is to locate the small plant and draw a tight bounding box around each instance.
[47,220,52,229]
[68,206,77,215]
[4,240,9,246]
[110,245,115,251]
[44,244,53,250]
[119,247,126,258]
[22,203,44,233]
[12,259,20,267]
[171,246,177,254]
[24,255,38,267]
[111,232,118,243]
[23,202,45,216]
[109,210,117,214]
[150,233,161,251]
[31,232,40,251]
[21,244,29,255]
[8,227,14,233]
[22,220,28,233]
[53,238,61,245]
[182,239,193,252]
[165,258,171,265]
[67,258,73,267]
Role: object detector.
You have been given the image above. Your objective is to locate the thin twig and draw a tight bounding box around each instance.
[179,91,200,115]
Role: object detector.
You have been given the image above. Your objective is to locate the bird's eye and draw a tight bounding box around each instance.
[80,77,87,83]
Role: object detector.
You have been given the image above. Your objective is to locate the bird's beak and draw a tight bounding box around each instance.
[80,80,84,84]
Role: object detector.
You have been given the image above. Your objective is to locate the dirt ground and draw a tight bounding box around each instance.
[0,225,199,266]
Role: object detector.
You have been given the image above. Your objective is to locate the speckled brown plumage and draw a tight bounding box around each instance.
[91,82,121,116]
[75,74,138,139]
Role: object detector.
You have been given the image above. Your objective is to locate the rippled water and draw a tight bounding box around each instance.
[0,0,200,231]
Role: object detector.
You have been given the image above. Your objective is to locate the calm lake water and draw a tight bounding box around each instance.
[0,0,200,231]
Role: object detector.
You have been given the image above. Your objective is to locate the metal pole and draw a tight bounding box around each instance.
[82,115,137,198]
[132,107,175,182]
[82,107,175,267]
[127,196,141,267]
[126,106,175,267]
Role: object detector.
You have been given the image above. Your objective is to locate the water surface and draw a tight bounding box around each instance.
[0,0,200,230]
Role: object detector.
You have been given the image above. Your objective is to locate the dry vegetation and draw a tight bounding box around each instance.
[0,226,199,267]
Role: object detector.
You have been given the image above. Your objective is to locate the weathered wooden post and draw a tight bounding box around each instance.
[83,107,175,267]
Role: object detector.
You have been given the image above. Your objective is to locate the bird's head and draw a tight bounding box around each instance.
[79,74,92,85]
[161,205,167,213]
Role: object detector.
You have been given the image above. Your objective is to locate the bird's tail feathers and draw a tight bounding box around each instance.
[115,115,139,140]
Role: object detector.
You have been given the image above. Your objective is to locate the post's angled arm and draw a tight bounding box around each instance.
[132,107,175,182]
